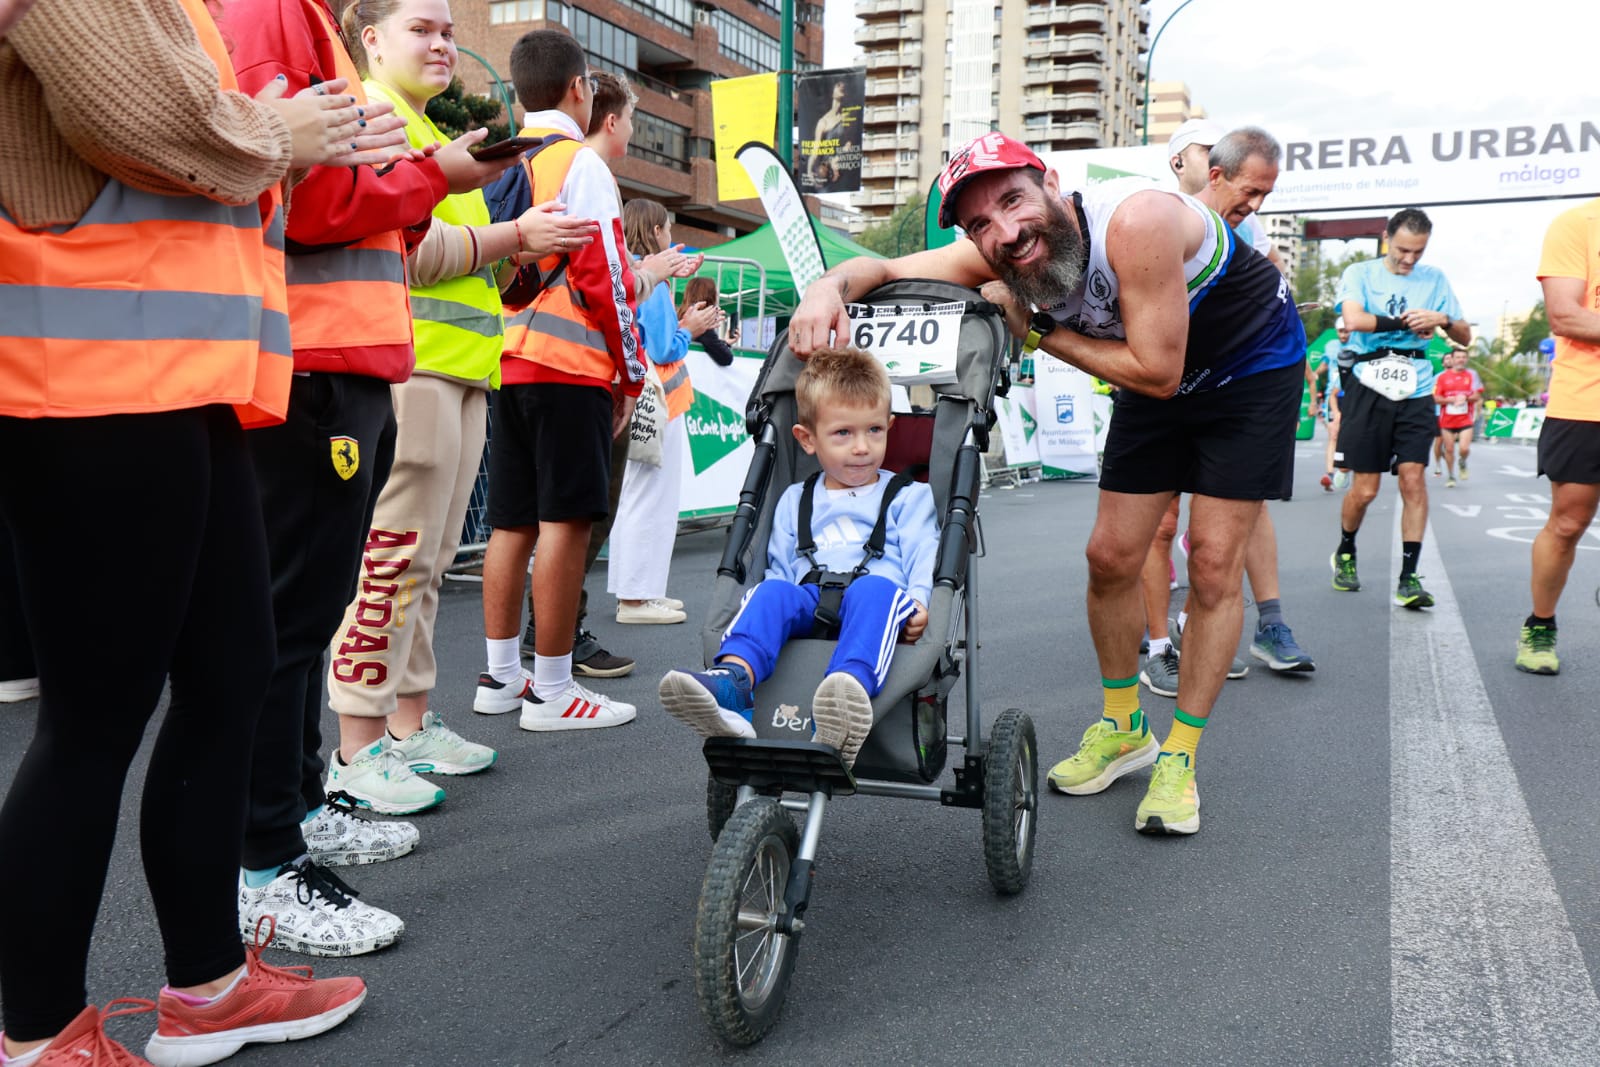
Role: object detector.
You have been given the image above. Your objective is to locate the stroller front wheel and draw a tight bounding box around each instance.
[705,774,737,841]
[693,797,801,1045]
[982,708,1038,895]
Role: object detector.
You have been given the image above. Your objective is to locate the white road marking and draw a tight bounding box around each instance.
[1390,512,1600,1064]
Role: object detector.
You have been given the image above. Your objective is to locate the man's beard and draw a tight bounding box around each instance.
[986,199,1085,311]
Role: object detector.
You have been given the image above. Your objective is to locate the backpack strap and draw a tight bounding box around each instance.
[510,133,580,297]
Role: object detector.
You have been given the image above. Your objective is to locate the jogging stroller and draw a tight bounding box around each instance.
[689,279,1039,1046]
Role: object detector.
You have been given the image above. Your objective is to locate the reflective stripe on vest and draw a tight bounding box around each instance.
[501,129,616,382]
[0,1,290,423]
[283,0,411,353]
[656,359,693,420]
[365,80,503,383]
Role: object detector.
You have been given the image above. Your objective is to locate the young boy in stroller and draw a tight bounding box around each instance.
[657,346,938,767]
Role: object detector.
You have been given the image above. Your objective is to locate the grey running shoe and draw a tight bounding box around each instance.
[1170,618,1249,680]
[1140,647,1180,698]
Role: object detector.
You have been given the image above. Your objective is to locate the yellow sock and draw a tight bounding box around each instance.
[1101,675,1143,734]
[1161,708,1206,764]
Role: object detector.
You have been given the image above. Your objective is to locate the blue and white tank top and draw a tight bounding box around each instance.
[1044,178,1306,394]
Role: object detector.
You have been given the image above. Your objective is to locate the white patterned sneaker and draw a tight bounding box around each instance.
[474,669,533,714]
[520,678,637,731]
[302,791,419,866]
[237,859,403,957]
[326,737,444,815]
[391,710,496,775]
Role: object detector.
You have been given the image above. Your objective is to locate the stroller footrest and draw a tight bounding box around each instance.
[702,737,857,798]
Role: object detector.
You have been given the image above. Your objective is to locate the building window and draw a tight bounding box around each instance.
[570,8,638,72]
[701,9,780,71]
[609,0,695,36]
[632,110,691,172]
[489,0,547,24]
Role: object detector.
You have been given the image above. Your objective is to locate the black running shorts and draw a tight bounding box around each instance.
[1333,377,1436,474]
[1099,360,1303,500]
[486,382,615,528]
[1537,415,1600,484]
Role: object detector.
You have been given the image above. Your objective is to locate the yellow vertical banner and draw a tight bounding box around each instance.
[711,73,778,201]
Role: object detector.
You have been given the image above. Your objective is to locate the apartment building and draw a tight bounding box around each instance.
[448,0,825,246]
[853,0,1150,222]
[1140,78,1202,147]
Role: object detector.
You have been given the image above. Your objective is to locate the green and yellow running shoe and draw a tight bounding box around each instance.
[1330,551,1360,592]
[1394,574,1435,610]
[1047,719,1159,796]
[1135,752,1199,835]
[1515,625,1559,675]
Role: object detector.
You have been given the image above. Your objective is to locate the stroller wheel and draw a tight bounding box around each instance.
[694,798,800,1046]
[705,774,738,841]
[982,708,1038,895]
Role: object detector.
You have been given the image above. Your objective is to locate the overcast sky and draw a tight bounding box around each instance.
[824,0,1600,334]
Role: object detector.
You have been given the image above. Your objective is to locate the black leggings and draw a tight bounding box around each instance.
[0,407,275,1041]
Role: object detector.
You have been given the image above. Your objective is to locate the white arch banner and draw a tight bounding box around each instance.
[1038,115,1600,214]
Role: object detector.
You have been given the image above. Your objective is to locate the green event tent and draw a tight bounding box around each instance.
[686,218,883,320]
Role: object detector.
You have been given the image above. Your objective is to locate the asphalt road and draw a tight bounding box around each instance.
[4,432,1597,1066]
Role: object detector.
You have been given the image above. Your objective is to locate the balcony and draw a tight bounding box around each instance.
[864,74,920,97]
[862,132,902,152]
[861,158,919,180]
[865,48,922,71]
[1063,62,1105,89]
[863,104,919,125]
[858,0,921,14]
[1040,120,1102,145]
[1019,92,1104,119]
[1039,33,1106,61]
[1065,2,1107,31]
[854,19,920,44]
[1021,64,1068,87]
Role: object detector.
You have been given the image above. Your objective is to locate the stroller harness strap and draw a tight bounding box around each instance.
[794,466,925,638]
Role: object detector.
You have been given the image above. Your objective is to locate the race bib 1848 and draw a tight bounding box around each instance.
[1354,354,1420,402]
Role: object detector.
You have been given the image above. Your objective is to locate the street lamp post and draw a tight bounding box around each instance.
[777,0,796,163]
[457,46,517,126]
[1139,0,1199,146]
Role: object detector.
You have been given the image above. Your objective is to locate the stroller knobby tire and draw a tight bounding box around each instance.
[693,797,801,1045]
[705,774,737,841]
[982,708,1038,895]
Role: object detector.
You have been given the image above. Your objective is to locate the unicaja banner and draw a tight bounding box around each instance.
[1041,114,1600,213]
[711,74,778,201]
[736,141,827,292]
[796,68,864,194]
[1031,355,1098,479]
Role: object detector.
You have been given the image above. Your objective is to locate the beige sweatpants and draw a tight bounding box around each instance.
[327,373,487,718]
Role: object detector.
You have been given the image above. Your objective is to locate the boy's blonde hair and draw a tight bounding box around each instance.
[795,346,890,429]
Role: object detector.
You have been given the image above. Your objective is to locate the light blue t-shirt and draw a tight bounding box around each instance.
[1336,259,1462,400]
[767,471,939,607]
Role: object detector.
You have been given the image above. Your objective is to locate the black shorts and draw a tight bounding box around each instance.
[1100,360,1302,500]
[485,382,614,528]
[1538,416,1600,484]
[1333,378,1436,474]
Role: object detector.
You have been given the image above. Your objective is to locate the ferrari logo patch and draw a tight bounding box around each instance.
[331,436,360,481]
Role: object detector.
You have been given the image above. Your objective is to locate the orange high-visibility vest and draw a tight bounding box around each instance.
[0,0,291,425]
[656,359,693,420]
[501,130,615,383]
[283,0,411,354]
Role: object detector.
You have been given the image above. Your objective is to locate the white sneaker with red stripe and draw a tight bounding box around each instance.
[520,678,637,732]
[474,669,533,715]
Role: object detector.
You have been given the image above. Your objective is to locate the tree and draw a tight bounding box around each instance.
[856,194,927,257]
[1470,352,1543,402]
[424,79,510,142]
[1512,300,1550,357]
[1292,244,1374,338]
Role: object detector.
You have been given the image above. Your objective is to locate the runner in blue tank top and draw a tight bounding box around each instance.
[786,130,1307,837]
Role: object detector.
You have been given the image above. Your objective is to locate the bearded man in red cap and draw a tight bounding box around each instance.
[788,131,1307,836]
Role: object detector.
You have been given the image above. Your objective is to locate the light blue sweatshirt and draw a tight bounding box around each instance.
[765,470,939,606]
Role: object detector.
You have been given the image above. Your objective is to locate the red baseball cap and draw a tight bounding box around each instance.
[936,132,1046,230]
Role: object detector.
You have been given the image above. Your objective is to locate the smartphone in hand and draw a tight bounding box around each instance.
[468,136,543,161]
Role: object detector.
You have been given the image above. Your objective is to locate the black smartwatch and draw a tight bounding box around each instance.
[1023,310,1058,353]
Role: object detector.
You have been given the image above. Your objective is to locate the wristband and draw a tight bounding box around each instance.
[1373,315,1406,332]
[512,216,523,254]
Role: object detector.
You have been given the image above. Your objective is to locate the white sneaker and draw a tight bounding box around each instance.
[474,669,533,714]
[616,599,686,625]
[658,596,685,611]
[302,792,419,866]
[520,678,637,731]
[326,737,444,815]
[0,677,39,703]
[391,710,497,775]
[237,859,403,957]
[811,672,874,768]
